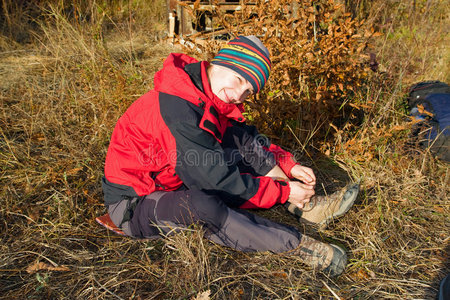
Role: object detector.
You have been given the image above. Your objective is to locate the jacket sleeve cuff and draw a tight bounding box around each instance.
[239,177,291,209]
[276,179,291,204]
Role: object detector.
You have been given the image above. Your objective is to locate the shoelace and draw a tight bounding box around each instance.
[302,194,331,212]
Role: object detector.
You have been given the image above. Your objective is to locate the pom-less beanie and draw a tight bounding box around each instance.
[211,35,271,93]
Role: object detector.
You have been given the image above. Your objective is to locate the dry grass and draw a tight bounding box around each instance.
[0,0,449,299]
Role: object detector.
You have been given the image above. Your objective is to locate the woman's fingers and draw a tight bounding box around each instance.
[288,181,315,206]
[291,165,316,186]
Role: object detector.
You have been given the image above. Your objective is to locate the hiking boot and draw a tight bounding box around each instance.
[288,234,347,276]
[285,183,360,229]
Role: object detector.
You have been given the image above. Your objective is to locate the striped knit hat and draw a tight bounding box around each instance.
[211,35,271,93]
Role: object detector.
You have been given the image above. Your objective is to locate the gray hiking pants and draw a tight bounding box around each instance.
[107,189,302,253]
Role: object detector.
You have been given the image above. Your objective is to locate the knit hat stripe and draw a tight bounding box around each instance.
[229,41,271,67]
[219,48,269,79]
[215,61,261,91]
[221,45,271,73]
[211,35,271,93]
[215,52,267,83]
[213,46,267,90]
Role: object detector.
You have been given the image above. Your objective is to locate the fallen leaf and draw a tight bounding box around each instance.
[26,261,70,274]
[272,271,288,278]
[391,125,407,131]
[433,205,444,213]
[349,268,370,281]
[417,104,434,117]
[66,167,82,176]
[192,290,210,300]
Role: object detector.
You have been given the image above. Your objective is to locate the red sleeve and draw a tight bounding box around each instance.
[266,144,299,179]
[239,177,290,209]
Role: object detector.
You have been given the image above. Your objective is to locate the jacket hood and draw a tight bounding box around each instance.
[153,53,246,142]
[154,53,200,101]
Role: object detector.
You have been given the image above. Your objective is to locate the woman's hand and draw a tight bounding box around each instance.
[287,181,315,209]
[266,164,316,209]
[290,165,316,187]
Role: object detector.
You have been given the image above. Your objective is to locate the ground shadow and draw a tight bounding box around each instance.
[425,242,450,299]
[255,151,359,238]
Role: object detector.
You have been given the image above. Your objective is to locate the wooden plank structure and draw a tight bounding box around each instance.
[166,0,257,38]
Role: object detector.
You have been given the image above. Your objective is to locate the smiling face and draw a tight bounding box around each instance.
[207,64,254,104]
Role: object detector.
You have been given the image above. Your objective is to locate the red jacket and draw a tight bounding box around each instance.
[103,53,298,209]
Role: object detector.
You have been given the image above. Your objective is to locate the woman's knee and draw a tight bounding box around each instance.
[107,198,138,237]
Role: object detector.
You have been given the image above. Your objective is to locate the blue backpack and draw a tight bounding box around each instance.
[408,81,450,162]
